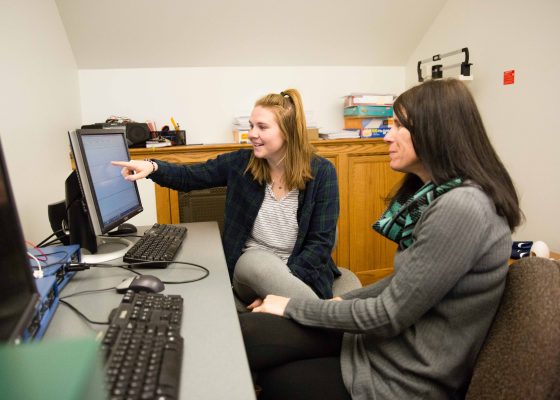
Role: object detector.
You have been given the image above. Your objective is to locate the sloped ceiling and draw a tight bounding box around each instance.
[55,0,447,69]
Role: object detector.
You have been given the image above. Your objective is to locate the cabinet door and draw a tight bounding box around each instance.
[321,156,339,265]
[347,154,401,285]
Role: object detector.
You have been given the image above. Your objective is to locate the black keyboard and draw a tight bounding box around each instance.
[101,290,184,400]
[124,223,187,266]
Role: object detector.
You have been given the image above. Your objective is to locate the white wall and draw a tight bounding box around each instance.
[79,66,405,224]
[406,0,560,252]
[0,0,81,243]
[9,0,556,254]
[79,67,404,144]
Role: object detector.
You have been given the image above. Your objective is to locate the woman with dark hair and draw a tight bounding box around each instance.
[239,78,522,400]
[113,89,340,310]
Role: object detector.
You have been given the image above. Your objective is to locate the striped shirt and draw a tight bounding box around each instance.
[149,150,341,299]
[244,184,299,262]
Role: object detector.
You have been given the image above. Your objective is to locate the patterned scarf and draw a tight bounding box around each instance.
[373,178,463,250]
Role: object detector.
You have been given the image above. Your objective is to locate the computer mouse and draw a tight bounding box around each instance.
[113,223,138,235]
[116,275,165,293]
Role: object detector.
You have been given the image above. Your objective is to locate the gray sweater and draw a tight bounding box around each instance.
[285,186,512,399]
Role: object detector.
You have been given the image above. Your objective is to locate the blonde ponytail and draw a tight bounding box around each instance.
[246,88,315,189]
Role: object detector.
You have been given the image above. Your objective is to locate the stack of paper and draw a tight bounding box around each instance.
[146,138,172,148]
[233,116,251,130]
[318,129,360,140]
[343,93,395,108]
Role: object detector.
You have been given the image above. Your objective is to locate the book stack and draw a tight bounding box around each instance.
[318,129,360,140]
[146,138,172,148]
[343,93,395,138]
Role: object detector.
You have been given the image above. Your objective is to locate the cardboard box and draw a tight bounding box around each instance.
[307,128,319,141]
[344,105,393,118]
[361,127,390,138]
[344,117,393,130]
[233,130,250,144]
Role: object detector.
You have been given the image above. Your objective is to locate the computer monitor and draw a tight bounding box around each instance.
[0,137,40,344]
[67,129,143,263]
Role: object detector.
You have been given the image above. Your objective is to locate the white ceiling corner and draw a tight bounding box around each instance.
[55,0,448,69]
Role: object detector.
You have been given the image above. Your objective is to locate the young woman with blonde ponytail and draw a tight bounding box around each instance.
[113,89,340,310]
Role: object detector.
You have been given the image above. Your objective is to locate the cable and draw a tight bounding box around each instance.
[26,241,48,261]
[41,250,70,267]
[36,229,66,248]
[61,286,116,300]
[93,264,142,276]
[59,299,110,325]
[27,252,43,278]
[58,260,209,328]
[159,261,210,284]
[99,234,144,239]
[28,250,70,270]
[115,260,210,284]
[74,260,211,284]
[39,237,64,247]
[63,261,209,296]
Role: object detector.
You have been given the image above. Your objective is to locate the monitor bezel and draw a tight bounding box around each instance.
[68,129,143,236]
[0,137,40,343]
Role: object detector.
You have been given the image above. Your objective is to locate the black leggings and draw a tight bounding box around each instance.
[239,313,352,400]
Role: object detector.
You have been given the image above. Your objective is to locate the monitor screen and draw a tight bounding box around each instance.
[68,129,143,236]
[67,129,143,262]
[0,138,40,343]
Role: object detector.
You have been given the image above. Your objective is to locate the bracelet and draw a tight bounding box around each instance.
[144,159,157,175]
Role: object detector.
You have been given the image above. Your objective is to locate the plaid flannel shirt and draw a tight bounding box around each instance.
[150,149,340,299]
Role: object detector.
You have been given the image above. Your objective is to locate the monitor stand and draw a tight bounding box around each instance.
[80,236,133,264]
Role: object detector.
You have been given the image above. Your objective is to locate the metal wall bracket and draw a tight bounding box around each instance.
[417,47,472,82]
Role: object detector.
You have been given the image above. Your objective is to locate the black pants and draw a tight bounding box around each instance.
[239,313,352,400]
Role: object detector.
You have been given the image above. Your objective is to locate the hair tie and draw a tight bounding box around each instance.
[280,91,286,96]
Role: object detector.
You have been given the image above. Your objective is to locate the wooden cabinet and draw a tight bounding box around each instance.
[129,139,402,285]
[310,140,403,285]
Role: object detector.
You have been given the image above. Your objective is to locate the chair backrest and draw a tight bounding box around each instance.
[466,257,560,399]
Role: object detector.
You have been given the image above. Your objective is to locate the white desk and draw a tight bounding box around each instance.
[44,222,255,400]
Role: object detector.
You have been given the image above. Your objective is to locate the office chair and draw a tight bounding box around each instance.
[332,266,362,297]
[465,256,560,399]
[332,227,362,296]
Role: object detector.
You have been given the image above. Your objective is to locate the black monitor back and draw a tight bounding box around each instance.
[0,138,40,343]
